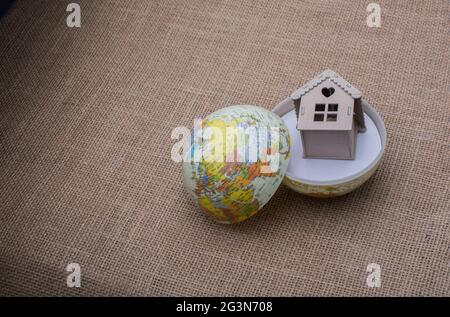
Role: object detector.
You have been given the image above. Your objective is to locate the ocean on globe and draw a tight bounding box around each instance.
[182,105,290,224]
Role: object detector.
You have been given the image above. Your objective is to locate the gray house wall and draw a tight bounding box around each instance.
[301,129,356,160]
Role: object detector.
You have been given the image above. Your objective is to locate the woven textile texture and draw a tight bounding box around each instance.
[0,0,449,296]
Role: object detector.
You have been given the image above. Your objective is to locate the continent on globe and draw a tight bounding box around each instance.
[182,105,290,224]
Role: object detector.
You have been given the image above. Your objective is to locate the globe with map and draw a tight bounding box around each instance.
[182,105,290,224]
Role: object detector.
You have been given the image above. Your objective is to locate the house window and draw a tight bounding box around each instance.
[328,104,338,112]
[327,114,337,121]
[315,104,325,111]
[314,103,338,122]
[314,114,324,121]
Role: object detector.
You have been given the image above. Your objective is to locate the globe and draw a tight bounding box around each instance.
[182,105,290,224]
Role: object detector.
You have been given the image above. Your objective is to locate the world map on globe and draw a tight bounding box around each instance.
[182,105,290,224]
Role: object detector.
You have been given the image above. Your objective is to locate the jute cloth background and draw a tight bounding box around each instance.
[0,0,448,296]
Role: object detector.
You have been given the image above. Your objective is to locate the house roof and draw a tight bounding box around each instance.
[291,69,362,100]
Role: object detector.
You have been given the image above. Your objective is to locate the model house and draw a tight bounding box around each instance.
[292,69,366,160]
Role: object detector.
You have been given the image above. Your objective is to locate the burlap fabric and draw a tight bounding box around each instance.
[0,0,448,296]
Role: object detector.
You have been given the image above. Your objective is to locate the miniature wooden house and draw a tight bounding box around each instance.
[292,69,366,160]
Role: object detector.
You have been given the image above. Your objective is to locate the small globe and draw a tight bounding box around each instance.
[182,105,290,224]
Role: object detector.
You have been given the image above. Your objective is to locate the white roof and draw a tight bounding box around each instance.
[291,69,362,100]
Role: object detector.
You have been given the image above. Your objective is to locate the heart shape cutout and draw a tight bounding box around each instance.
[321,87,335,98]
